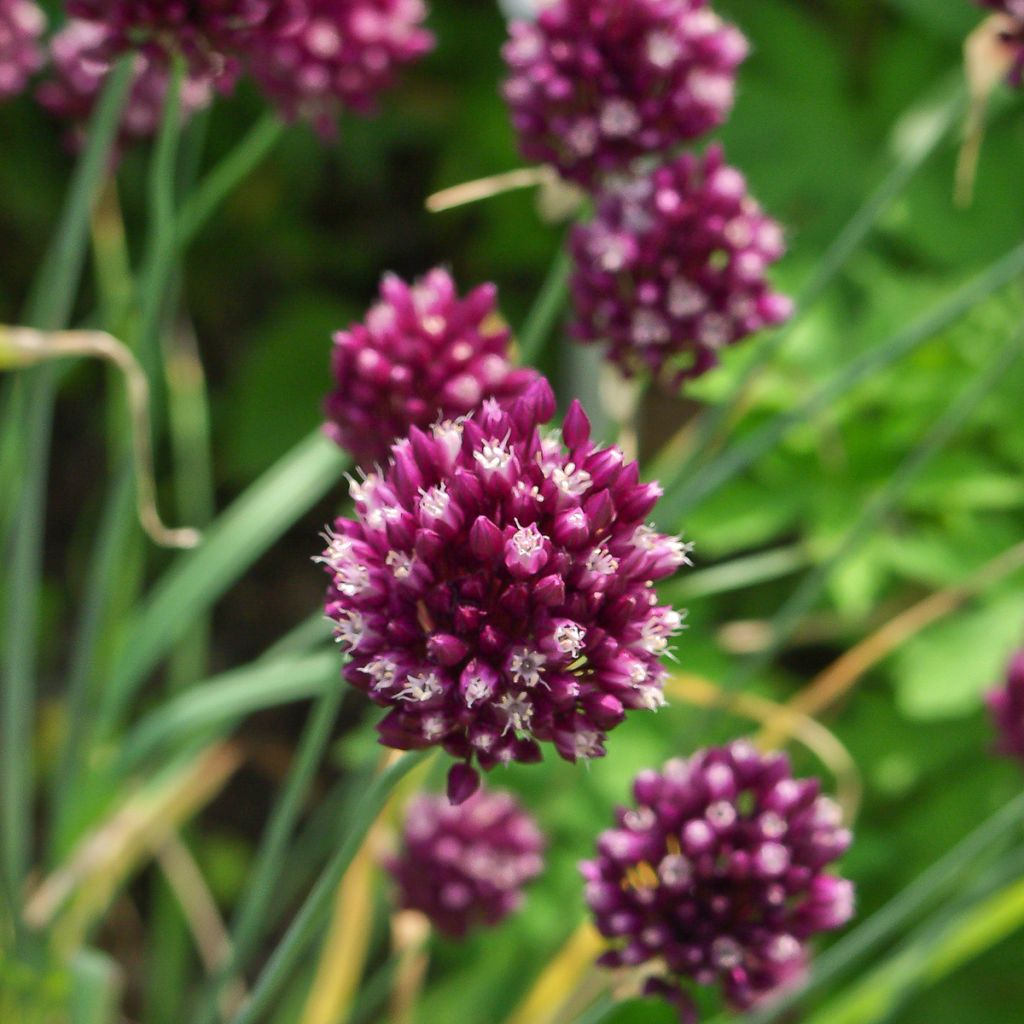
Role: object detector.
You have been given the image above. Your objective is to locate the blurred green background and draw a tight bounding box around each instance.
[2,1,1024,1022]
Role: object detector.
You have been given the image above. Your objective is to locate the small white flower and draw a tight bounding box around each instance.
[396,671,445,703]
[508,648,547,688]
[586,546,619,576]
[474,434,514,473]
[553,622,586,659]
[498,691,534,735]
[331,609,364,652]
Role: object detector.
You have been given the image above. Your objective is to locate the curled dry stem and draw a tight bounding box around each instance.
[0,326,201,549]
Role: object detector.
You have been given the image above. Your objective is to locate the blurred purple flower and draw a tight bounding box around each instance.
[502,0,748,188]
[247,0,433,137]
[569,145,792,387]
[386,787,545,936]
[64,0,308,84]
[37,19,215,149]
[0,0,45,101]
[581,742,854,1019]
[320,378,692,801]
[324,268,538,468]
[987,649,1024,762]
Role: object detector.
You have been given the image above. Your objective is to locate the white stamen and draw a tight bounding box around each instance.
[497,691,534,735]
[396,671,444,703]
[586,546,619,576]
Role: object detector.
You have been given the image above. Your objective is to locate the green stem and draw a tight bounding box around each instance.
[164,324,216,692]
[136,58,184,380]
[0,57,133,940]
[518,245,571,366]
[192,686,346,1024]
[48,464,135,861]
[227,751,431,1024]
[176,113,286,251]
[93,431,349,745]
[654,238,1024,529]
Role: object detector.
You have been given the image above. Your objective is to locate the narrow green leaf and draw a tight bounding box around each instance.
[95,431,349,742]
[116,651,340,771]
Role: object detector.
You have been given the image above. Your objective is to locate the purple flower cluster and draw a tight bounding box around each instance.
[977,1,1024,85]
[987,649,1024,762]
[0,0,44,101]
[247,0,434,138]
[385,787,545,936]
[320,377,691,800]
[502,0,748,188]
[37,20,215,150]
[64,0,307,83]
[570,145,792,386]
[581,743,854,1019]
[38,0,432,144]
[324,268,538,467]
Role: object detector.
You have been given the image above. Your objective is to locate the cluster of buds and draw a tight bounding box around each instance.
[987,649,1024,762]
[324,268,538,467]
[37,19,215,149]
[0,0,44,101]
[320,377,691,801]
[582,743,854,1019]
[248,0,434,138]
[386,787,545,936]
[570,146,791,386]
[502,0,748,188]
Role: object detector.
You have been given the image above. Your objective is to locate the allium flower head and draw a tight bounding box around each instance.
[581,743,854,1019]
[502,0,748,188]
[570,145,792,387]
[324,268,538,468]
[987,649,1024,762]
[0,0,45,101]
[38,20,215,148]
[247,0,434,136]
[385,787,545,936]
[65,0,307,82]
[320,377,692,801]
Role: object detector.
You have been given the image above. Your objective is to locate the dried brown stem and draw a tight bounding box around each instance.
[0,326,201,548]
